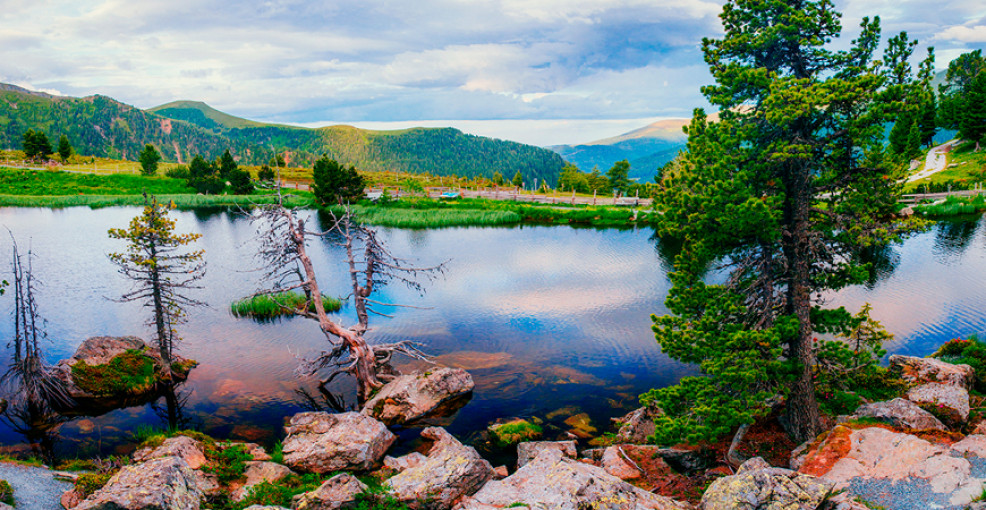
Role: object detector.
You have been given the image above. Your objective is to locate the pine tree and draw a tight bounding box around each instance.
[511,170,523,188]
[960,72,986,150]
[57,135,72,163]
[650,0,919,443]
[218,150,237,179]
[607,160,631,193]
[138,144,162,176]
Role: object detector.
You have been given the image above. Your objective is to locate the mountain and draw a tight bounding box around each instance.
[548,119,689,182]
[0,85,565,184]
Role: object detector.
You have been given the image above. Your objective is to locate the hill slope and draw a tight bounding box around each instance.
[0,84,565,184]
[549,119,689,181]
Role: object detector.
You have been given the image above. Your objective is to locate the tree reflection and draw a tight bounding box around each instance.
[933,216,981,258]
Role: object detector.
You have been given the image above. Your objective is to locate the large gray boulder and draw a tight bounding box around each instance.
[74,456,202,510]
[292,473,368,510]
[362,368,474,425]
[890,355,975,389]
[516,440,577,468]
[386,427,494,509]
[453,448,691,510]
[905,382,970,427]
[701,457,832,510]
[282,412,396,474]
[133,435,208,469]
[848,398,946,431]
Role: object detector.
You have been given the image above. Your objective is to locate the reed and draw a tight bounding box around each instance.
[230,292,342,319]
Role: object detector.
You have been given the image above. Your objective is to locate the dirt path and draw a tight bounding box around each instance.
[0,462,71,510]
[908,141,955,183]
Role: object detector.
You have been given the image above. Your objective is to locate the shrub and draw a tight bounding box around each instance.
[0,480,12,506]
[75,473,113,497]
[932,336,986,393]
[203,444,253,485]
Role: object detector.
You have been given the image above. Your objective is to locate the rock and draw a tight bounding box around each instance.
[612,403,662,444]
[492,466,508,480]
[244,507,290,510]
[562,412,596,438]
[361,368,474,425]
[292,473,367,510]
[849,398,946,431]
[890,355,975,389]
[133,435,207,469]
[516,440,577,468]
[700,457,832,510]
[385,427,494,509]
[654,447,712,473]
[61,488,85,509]
[906,382,970,427]
[282,412,396,474]
[74,456,202,510]
[601,446,642,480]
[453,448,690,510]
[232,461,295,502]
[488,419,542,447]
[974,422,986,435]
[797,426,986,509]
[383,452,427,473]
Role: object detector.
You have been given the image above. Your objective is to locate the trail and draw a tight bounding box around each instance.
[907,141,955,183]
[0,462,72,510]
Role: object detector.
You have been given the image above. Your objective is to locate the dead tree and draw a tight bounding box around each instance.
[251,194,445,402]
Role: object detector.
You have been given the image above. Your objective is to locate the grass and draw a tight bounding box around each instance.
[489,419,543,446]
[0,480,12,506]
[75,473,113,497]
[230,292,342,319]
[203,444,252,485]
[0,167,193,195]
[913,195,986,217]
[0,455,44,468]
[71,349,158,396]
[906,141,986,193]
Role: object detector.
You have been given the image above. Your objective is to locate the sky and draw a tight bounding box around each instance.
[1,0,985,146]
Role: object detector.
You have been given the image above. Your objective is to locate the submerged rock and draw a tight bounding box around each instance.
[848,398,946,431]
[52,336,195,415]
[74,456,202,510]
[385,427,494,509]
[889,355,975,389]
[361,368,474,425]
[292,473,367,510]
[488,418,542,447]
[905,382,970,427]
[454,448,690,510]
[701,457,832,510]
[282,412,395,474]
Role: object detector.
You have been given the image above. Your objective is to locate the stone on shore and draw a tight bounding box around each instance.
[890,354,975,389]
[282,412,396,474]
[385,427,494,509]
[74,456,202,510]
[361,368,474,425]
[233,461,295,502]
[516,440,577,468]
[383,452,427,473]
[453,448,691,510]
[700,457,832,510]
[848,398,946,431]
[905,383,970,427]
[292,473,367,510]
[612,403,662,444]
[132,435,208,469]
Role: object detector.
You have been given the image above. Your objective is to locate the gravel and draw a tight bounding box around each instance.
[0,462,72,510]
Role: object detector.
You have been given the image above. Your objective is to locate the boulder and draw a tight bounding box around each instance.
[61,488,85,510]
[905,383,970,427]
[282,412,396,474]
[848,398,946,431]
[797,426,986,509]
[132,435,207,469]
[245,507,290,510]
[700,457,832,510]
[453,448,691,510]
[292,473,367,510]
[889,355,975,389]
[516,440,577,468]
[612,403,662,444]
[385,427,494,509]
[233,461,295,501]
[74,456,202,510]
[361,368,474,425]
[383,452,427,473]
[601,446,642,480]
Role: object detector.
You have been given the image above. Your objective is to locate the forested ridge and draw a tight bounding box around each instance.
[0,85,565,183]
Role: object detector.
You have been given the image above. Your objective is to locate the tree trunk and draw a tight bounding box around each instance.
[782,163,823,443]
[149,233,170,369]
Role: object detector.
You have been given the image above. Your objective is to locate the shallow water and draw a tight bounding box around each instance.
[0,206,984,459]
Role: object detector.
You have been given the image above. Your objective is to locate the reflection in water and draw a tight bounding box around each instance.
[154,382,193,432]
[1,207,986,457]
[934,216,982,260]
[858,244,900,289]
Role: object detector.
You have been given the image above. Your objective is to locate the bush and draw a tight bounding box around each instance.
[165,166,190,179]
[0,480,12,506]
[932,336,986,393]
[203,444,252,485]
[75,473,113,497]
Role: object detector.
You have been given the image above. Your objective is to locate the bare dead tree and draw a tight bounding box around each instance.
[250,194,446,402]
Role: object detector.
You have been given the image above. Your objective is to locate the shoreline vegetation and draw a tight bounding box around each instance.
[230,291,343,320]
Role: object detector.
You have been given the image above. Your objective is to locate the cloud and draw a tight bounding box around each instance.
[937,25,986,43]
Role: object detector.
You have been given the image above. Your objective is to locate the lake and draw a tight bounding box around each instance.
[0,206,984,459]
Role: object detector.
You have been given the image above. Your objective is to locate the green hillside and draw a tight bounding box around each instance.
[0,84,566,184]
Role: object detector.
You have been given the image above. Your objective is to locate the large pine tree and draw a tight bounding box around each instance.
[649,0,921,443]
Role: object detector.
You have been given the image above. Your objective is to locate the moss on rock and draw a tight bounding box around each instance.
[71,349,157,396]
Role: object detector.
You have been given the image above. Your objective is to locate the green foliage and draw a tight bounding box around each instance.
[400,178,424,193]
[230,291,342,319]
[218,150,237,179]
[557,163,610,193]
[203,444,252,485]
[58,134,73,162]
[257,165,276,182]
[512,170,523,187]
[960,72,986,146]
[186,155,224,194]
[649,0,921,443]
[0,168,193,196]
[490,419,542,446]
[932,336,986,393]
[607,160,631,193]
[71,349,157,396]
[138,144,162,176]
[75,473,113,497]
[228,167,254,195]
[312,155,365,205]
[21,129,52,160]
[492,171,504,186]
[271,441,283,464]
[0,480,12,506]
